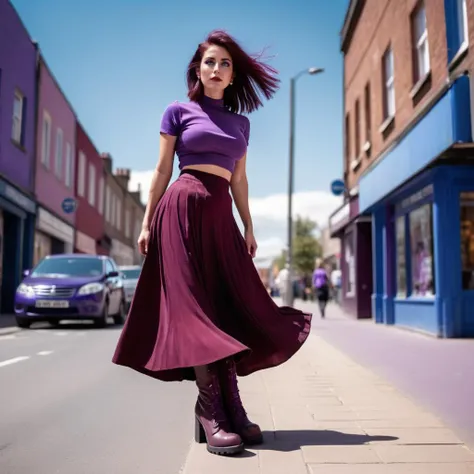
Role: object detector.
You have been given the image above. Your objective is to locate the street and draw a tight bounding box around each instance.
[0,322,196,474]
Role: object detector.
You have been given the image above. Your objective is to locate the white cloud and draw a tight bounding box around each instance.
[129,170,155,203]
[129,170,342,264]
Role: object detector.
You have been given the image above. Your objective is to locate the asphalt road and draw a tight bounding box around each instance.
[0,321,196,474]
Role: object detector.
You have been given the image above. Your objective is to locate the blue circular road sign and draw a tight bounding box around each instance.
[61,197,77,214]
[330,179,346,196]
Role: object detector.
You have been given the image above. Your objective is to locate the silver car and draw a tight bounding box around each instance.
[119,265,142,308]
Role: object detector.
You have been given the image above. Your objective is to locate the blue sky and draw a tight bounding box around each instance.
[12,0,348,259]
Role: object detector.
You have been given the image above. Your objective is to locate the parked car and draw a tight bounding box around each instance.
[14,254,126,328]
[118,265,142,309]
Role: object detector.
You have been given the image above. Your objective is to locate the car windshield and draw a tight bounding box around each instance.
[121,269,141,279]
[31,257,103,278]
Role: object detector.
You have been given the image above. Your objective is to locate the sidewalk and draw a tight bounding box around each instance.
[0,314,20,336]
[180,304,474,473]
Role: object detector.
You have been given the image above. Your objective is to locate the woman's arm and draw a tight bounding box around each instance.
[230,153,253,231]
[141,133,177,230]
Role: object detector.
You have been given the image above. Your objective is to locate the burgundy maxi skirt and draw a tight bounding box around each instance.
[112,170,312,382]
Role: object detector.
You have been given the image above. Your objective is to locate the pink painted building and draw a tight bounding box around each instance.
[34,55,76,264]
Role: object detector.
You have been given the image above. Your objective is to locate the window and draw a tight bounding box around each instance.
[364,82,371,144]
[78,151,86,197]
[396,216,407,297]
[111,194,116,226]
[88,164,96,206]
[41,112,52,167]
[345,232,355,296]
[12,90,24,144]
[116,199,122,230]
[345,113,351,162]
[460,192,474,289]
[65,143,73,188]
[354,99,360,157]
[98,177,104,215]
[457,0,469,48]
[411,2,430,83]
[105,185,111,222]
[55,128,63,178]
[382,47,395,119]
[409,204,435,296]
[125,209,131,238]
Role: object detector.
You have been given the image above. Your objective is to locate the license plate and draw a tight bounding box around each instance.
[35,300,70,309]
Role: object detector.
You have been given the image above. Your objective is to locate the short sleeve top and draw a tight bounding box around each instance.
[160,95,250,173]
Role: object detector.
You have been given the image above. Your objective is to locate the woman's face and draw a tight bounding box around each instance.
[198,45,234,95]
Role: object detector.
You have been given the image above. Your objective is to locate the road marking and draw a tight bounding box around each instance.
[0,356,30,368]
[0,335,16,340]
[53,332,69,336]
[37,351,53,356]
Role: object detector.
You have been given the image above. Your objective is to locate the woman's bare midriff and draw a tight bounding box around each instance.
[182,164,232,182]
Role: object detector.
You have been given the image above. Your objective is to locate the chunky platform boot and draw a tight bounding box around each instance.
[219,358,263,445]
[194,364,244,456]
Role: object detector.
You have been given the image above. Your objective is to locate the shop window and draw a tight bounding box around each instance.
[409,203,435,297]
[460,192,474,289]
[345,232,355,296]
[396,216,407,297]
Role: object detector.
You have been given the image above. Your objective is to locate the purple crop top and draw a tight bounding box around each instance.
[160,95,250,173]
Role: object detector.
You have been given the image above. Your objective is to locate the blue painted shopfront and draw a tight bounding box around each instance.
[359,75,474,337]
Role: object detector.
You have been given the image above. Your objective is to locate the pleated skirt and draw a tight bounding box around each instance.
[112,169,312,382]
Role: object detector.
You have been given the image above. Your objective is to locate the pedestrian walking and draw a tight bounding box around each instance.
[312,258,330,318]
[112,30,312,457]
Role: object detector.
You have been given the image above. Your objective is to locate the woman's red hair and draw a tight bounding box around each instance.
[186,30,280,114]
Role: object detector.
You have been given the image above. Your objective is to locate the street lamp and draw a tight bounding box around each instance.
[284,67,324,307]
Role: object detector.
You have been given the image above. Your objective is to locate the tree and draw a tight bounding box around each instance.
[273,216,322,275]
[293,216,322,276]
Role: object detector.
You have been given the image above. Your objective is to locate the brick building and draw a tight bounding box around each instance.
[74,122,108,255]
[0,0,37,313]
[331,0,473,336]
[101,154,139,265]
[113,168,145,265]
[34,55,76,265]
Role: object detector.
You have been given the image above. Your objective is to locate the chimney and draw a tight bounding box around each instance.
[114,167,131,191]
[101,152,113,174]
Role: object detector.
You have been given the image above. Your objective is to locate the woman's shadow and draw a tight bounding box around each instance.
[239,430,399,457]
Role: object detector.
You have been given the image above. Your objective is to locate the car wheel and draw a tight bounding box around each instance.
[16,318,31,329]
[94,303,109,328]
[113,300,126,325]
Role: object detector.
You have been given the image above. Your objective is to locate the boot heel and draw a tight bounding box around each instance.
[194,418,206,443]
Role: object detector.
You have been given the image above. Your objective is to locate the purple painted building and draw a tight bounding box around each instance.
[33,55,76,265]
[329,195,373,319]
[0,0,37,313]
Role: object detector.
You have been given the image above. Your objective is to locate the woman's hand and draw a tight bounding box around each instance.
[137,228,150,256]
[244,228,258,258]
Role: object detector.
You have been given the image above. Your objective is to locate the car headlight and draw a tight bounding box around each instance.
[78,283,104,295]
[17,283,35,297]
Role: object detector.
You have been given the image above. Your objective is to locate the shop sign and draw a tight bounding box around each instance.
[397,184,434,212]
[0,179,36,214]
[76,231,96,254]
[37,207,74,244]
[329,203,350,235]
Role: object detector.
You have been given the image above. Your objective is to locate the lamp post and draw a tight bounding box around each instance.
[284,67,324,307]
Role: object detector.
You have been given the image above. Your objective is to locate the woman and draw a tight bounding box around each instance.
[112,30,312,456]
[312,259,330,318]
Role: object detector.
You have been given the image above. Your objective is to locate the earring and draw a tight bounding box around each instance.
[230,81,233,85]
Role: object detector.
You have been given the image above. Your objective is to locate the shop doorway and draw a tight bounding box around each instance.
[1,211,22,314]
[51,237,65,255]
